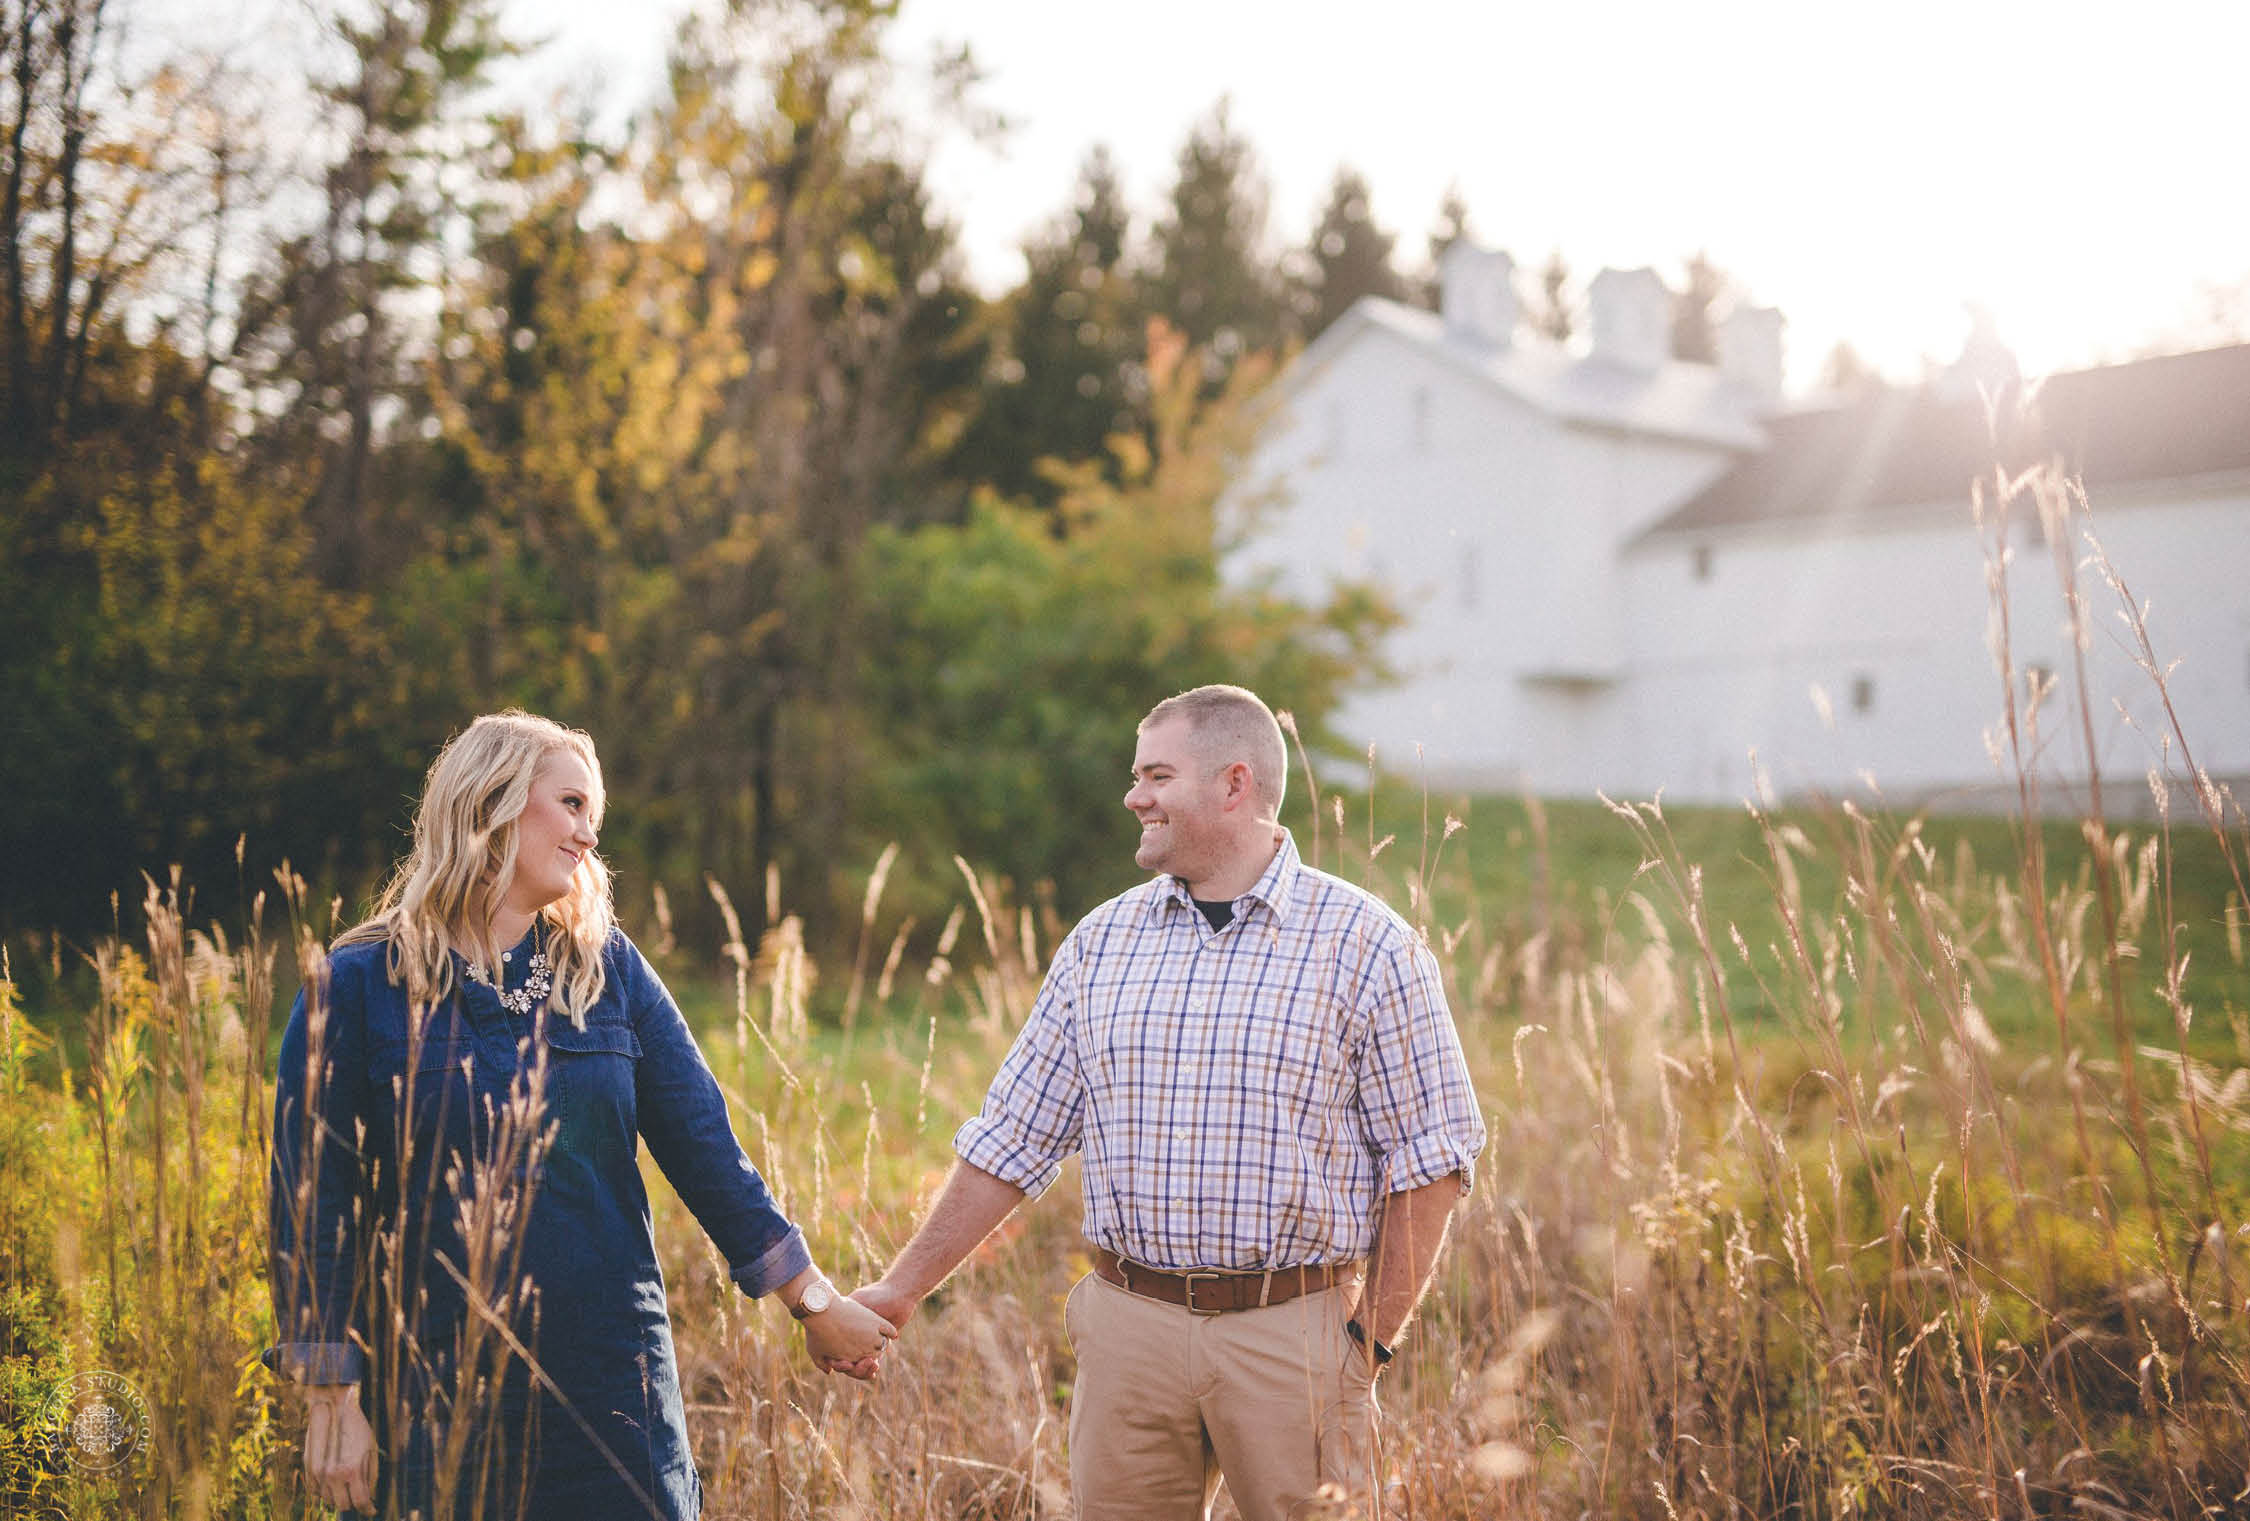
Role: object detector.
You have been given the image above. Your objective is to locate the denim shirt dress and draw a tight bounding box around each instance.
[265,926,810,1519]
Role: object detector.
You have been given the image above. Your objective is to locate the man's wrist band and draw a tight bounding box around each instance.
[1345,1318,1394,1365]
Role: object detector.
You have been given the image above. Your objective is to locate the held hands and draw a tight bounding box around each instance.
[811,1280,919,1382]
[301,1383,376,1512]
[803,1291,900,1382]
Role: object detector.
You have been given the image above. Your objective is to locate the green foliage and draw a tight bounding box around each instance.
[412,3,999,927]
[0,920,284,1517]
[0,0,1391,951]
[855,327,1395,912]
[954,147,1146,507]
[0,408,393,932]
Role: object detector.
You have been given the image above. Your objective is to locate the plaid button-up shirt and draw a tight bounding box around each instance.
[956,830,1486,1272]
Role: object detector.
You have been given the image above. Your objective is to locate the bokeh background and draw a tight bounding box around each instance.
[5,4,2250,1516]
[7,0,2246,947]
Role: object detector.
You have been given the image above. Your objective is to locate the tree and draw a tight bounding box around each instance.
[1414,182,1472,309]
[0,0,390,934]
[1533,249,1573,342]
[954,145,1146,505]
[1298,165,1403,340]
[855,322,1394,915]
[1670,249,1729,364]
[1,0,263,457]
[418,0,988,932]
[1142,100,1287,366]
[230,0,512,589]
[0,0,1389,951]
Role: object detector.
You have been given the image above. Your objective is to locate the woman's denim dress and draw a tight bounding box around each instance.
[265,927,810,1519]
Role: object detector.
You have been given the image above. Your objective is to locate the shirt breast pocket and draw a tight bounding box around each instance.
[542,1019,642,1152]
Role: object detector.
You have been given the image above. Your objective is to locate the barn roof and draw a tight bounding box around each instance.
[1297,296,1770,451]
[1640,342,2250,539]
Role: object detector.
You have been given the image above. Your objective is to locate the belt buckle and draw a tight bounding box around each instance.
[1180,1271,1226,1315]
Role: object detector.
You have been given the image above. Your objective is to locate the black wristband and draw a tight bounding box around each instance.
[1345,1318,1394,1366]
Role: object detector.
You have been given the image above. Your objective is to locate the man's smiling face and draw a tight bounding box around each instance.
[1123,715,1228,885]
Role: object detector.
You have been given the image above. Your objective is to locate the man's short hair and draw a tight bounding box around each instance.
[1141,685,1288,817]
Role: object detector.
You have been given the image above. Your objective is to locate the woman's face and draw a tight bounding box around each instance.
[500,750,600,918]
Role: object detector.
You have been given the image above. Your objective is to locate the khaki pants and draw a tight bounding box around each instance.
[1062,1270,1379,1521]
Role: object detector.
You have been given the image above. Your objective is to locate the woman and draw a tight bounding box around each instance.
[265,711,894,1518]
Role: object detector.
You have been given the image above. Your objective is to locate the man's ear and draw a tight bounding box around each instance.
[1221,761,1255,809]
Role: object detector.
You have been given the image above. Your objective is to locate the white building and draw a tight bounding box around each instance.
[1233,243,2250,809]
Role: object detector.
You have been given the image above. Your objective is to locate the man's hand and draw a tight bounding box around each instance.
[302,1383,375,1512]
[849,1279,921,1331]
[803,1293,899,1382]
[815,1281,920,1381]
[817,1162,1024,1379]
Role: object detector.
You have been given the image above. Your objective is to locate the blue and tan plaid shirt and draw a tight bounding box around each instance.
[956,829,1486,1272]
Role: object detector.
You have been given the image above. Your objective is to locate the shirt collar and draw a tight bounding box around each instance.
[1146,828,1303,928]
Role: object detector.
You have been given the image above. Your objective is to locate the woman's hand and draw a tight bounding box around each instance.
[302,1383,376,1512]
[803,1294,899,1379]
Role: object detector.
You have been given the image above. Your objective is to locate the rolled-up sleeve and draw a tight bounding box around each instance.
[625,939,812,1298]
[264,958,371,1385]
[1355,937,1486,1196]
[954,936,1085,1198]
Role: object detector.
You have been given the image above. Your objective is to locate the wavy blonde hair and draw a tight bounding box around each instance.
[336,710,615,1027]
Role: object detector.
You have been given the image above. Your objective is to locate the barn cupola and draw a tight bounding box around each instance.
[1719,303,1785,407]
[1587,266,1670,372]
[1440,241,1518,348]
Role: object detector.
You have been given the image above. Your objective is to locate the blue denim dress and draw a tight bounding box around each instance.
[265,927,810,1519]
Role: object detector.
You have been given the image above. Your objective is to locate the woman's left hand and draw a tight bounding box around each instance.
[804,1294,898,1378]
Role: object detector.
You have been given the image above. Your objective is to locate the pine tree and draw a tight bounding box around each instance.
[1534,249,1574,342]
[1415,182,1473,309]
[1670,250,1730,364]
[1142,100,1286,362]
[1299,166,1403,340]
[955,146,1146,504]
[234,0,514,588]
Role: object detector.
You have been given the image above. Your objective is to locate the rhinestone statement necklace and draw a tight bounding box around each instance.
[466,944,553,1016]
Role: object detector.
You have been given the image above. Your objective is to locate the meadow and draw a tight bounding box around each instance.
[2,745,2245,1519]
[3,475,2247,1519]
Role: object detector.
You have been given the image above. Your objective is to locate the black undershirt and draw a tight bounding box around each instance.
[1192,897,1235,930]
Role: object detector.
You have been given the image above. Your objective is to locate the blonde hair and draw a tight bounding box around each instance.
[336,710,615,1027]
[1141,684,1288,817]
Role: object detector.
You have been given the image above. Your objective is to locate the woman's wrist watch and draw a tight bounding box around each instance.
[791,1276,836,1320]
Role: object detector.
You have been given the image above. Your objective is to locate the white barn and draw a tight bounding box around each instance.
[1232,243,2250,810]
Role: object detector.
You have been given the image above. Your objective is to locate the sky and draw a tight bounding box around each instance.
[497,0,2247,388]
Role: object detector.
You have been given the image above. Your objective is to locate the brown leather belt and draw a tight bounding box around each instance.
[1093,1248,1360,1315]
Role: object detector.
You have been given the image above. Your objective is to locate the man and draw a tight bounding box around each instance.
[847,684,1486,1520]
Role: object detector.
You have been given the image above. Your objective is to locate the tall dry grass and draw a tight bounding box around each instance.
[1,461,2246,1518]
